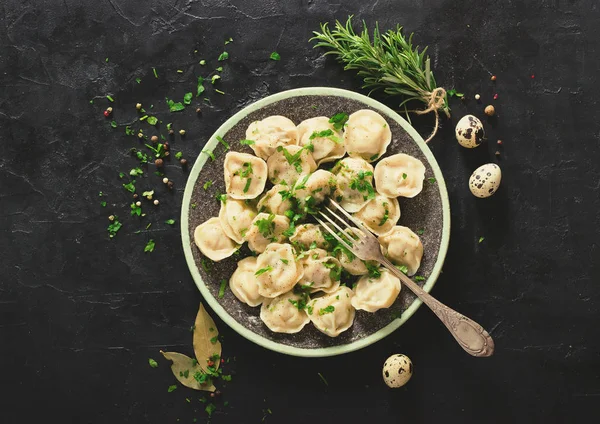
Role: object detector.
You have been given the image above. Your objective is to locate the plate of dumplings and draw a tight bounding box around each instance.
[182,87,450,357]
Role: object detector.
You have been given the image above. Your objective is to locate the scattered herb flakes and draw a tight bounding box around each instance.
[402,173,407,179]
[145,223,152,230]
[255,266,273,276]
[193,303,222,371]
[125,126,134,136]
[216,136,230,150]
[202,149,215,161]
[225,37,233,45]
[205,403,216,418]
[167,385,178,393]
[106,95,114,102]
[239,139,255,145]
[479,236,485,243]
[319,305,335,315]
[100,201,107,207]
[135,77,141,84]
[161,351,216,392]
[224,401,229,406]
[110,120,117,128]
[215,89,225,95]
[416,228,424,235]
[130,202,142,216]
[142,190,154,197]
[177,69,184,74]
[174,151,183,160]
[317,372,329,386]
[221,374,232,382]
[148,358,158,368]
[130,167,143,177]
[427,177,437,184]
[199,59,206,66]
[119,172,125,179]
[211,75,221,84]
[328,112,349,130]
[218,280,227,299]
[165,219,176,225]
[153,67,158,78]
[139,115,148,121]
[396,265,409,274]
[191,203,197,209]
[218,51,229,61]
[166,123,172,131]
[183,92,193,105]
[447,89,464,98]
[144,239,155,253]
[203,180,213,190]
[197,76,205,96]
[216,66,223,72]
[147,116,158,126]
[123,181,136,193]
[414,276,426,281]
[166,98,185,112]
[270,51,281,61]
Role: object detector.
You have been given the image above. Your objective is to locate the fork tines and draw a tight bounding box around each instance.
[315,199,366,254]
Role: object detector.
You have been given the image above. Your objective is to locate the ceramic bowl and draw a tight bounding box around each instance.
[181,87,450,357]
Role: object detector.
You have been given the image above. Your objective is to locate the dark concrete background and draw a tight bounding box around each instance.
[1,1,598,423]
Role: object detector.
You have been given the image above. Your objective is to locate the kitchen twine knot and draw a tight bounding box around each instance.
[414,87,448,144]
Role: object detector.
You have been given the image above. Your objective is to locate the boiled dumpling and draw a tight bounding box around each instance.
[293,170,337,210]
[245,213,291,253]
[218,196,257,244]
[297,117,345,165]
[267,145,316,186]
[229,257,265,307]
[378,226,423,276]
[245,116,299,160]
[308,286,355,337]
[374,153,426,198]
[255,243,303,298]
[289,224,329,250]
[193,217,240,262]
[256,184,293,215]
[351,268,401,312]
[343,109,392,162]
[224,152,268,199]
[260,291,310,333]
[332,157,375,213]
[298,253,342,294]
[353,194,400,236]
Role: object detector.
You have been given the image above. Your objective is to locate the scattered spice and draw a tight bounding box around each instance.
[270,52,281,61]
[144,239,155,252]
[491,75,497,81]
[179,129,186,136]
[495,150,500,156]
[161,351,216,392]
[167,181,174,190]
[497,139,503,145]
[155,158,164,168]
[163,177,169,184]
[474,94,481,100]
[493,93,498,100]
[196,107,202,114]
[180,158,188,166]
[107,217,122,238]
[149,358,158,368]
[479,237,485,243]
[484,105,495,116]
[153,199,159,206]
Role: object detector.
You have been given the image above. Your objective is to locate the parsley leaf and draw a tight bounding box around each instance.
[175,151,183,160]
[183,92,193,105]
[255,214,275,237]
[196,76,205,97]
[110,120,117,128]
[243,178,252,193]
[123,181,136,193]
[479,236,485,243]
[218,280,227,298]
[416,228,424,235]
[428,177,437,184]
[147,116,158,126]
[240,139,255,145]
[216,136,230,150]
[144,239,155,253]
[329,113,349,130]
[396,265,409,274]
[447,89,464,98]
[378,202,389,226]
[255,266,273,276]
[165,219,176,225]
[107,217,122,238]
[148,358,158,368]
[130,202,142,216]
[309,129,342,144]
[203,180,213,190]
[318,305,335,315]
[130,167,143,177]
[211,74,220,84]
[218,51,229,61]
[166,98,185,112]
[205,403,216,417]
[270,51,281,61]
[366,263,381,279]
[167,385,177,393]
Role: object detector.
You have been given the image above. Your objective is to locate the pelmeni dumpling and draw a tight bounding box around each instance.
[229,257,265,307]
[193,217,240,262]
[298,253,342,294]
[245,213,291,253]
[224,152,268,199]
[289,224,329,250]
[343,109,392,162]
[332,158,375,212]
[256,184,293,215]
[351,268,401,312]
[297,117,345,165]
[245,116,299,160]
[293,170,337,209]
[378,226,424,276]
[336,249,368,276]
[255,243,303,298]
[353,194,400,236]
[297,248,328,262]
[374,153,426,198]
[218,196,257,244]
[308,286,355,337]
[267,145,317,186]
[260,291,310,333]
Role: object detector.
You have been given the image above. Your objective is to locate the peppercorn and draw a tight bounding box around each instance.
[168,129,174,135]
[107,107,113,113]
[196,107,201,114]
[103,110,110,117]
[493,93,498,100]
[474,94,481,100]
[215,390,221,397]
[497,139,503,145]
[491,75,497,81]
[133,193,139,199]
[162,177,169,184]
[495,150,500,156]
[108,215,115,221]
[167,181,174,190]
[484,105,495,116]
[155,158,164,167]
[163,142,170,151]
[136,201,142,207]
[180,158,188,166]
[153,199,159,205]
[164,151,170,157]
[146,194,152,200]
[179,129,186,136]
[207,361,214,367]
[151,135,158,143]
[136,103,142,110]
[137,132,144,139]
[210,393,215,398]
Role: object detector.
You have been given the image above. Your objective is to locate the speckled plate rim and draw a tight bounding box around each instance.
[181,87,450,358]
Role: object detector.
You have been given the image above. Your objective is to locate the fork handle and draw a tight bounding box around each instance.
[382,258,495,357]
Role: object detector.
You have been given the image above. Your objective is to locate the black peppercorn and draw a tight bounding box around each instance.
[167,181,174,190]
[168,129,174,135]
[163,142,170,151]
[155,158,164,167]
[180,158,188,166]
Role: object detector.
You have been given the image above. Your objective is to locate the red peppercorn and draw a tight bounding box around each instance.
[207,361,214,367]
[497,139,503,145]
[493,93,498,100]
[531,74,535,79]
[491,75,497,81]
[221,359,224,364]
[103,110,110,117]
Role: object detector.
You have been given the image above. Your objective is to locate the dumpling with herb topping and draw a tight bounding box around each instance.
[351,268,401,312]
[298,253,342,294]
[245,116,299,160]
[244,213,290,253]
[257,184,294,215]
[378,226,423,276]
[331,157,375,213]
[297,117,346,165]
[343,109,392,162]
[229,257,265,307]
[224,152,268,199]
[308,286,355,337]
[289,224,329,250]
[267,145,316,186]
[194,217,240,262]
[260,291,310,334]
[218,196,257,244]
[374,153,426,198]
[293,170,337,212]
[255,243,303,298]
[353,194,400,236]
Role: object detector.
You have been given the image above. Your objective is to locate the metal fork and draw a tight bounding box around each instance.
[316,199,495,358]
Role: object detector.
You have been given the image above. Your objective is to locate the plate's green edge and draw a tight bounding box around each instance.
[181,87,451,358]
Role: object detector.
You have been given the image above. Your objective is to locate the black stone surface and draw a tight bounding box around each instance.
[1,1,598,423]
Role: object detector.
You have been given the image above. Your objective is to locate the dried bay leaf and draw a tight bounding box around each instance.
[160,351,216,392]
[193,303,222,370]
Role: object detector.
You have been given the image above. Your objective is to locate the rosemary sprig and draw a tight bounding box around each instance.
[310,16,450,118]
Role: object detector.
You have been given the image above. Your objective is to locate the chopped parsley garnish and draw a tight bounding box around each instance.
[270,51,281,61]
[166,98,185,112]
[479,236,485,243]
[414,276,426,281]
[199,59,206,66]
[165,219,176,225]
[318,305,335,315]
[216,193,227,203]
[106,95,114,102]
[255,214,275,237]
[202,149,215,161]
[280,259,289,264]
[123,181,136,193]
[366,262,381,279]
[218,280,227,298]
[209,336,219,344]
[203,180,213,190]
[216,66,223,72]
[239,139,255,145]
[379,202,389,226]
[110,120,117,128]
[255,266,273,276]
[135,77,141,84]
[402,173,407,179]
[243,178,252,193]
[215,89,225,95]
[148,358,158,368]
[142,190,154,197]
[196,76,205,96]
[218,51,229,61]
[147,116,158,126]
[323,260,342,281]
[100,201,107,207]
[216,135,230,150]
[107,217,122,238]
[205,403,216,418]
[144,239,155,253]
[130,202,142,216]
[130,167,143,177]
[369,153,379,161]
[447,89,464,98]
[328,112,349,130]
[211,74,221,84]
[277,145,306,171]
[175,151,183,160]
[396,265,409,274]
[349,170,376,200]
[167,385,177,393]
[317,372,328,386]
[153,67,158,78]
[309,129,342,144]
[428,177,437,184]
[183,92,193,105]
[416,228,424,235]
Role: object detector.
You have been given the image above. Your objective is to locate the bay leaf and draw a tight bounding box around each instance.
[160,351,216,392]
[193,303,222,370]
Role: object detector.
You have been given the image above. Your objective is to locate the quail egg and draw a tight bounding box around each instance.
[382,354,412,388]
[455,115,484,148]
[469,163,502,198]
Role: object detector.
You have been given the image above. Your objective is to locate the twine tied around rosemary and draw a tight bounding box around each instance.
[413,87,448,144]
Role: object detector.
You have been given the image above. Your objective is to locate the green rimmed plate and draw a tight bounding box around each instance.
[181,87,450,357]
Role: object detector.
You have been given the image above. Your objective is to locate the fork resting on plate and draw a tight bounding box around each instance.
[316,199,495,358]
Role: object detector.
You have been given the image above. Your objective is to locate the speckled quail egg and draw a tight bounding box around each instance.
[382,354,412,388]
[469,163,502,198]
[455,115,484,148]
